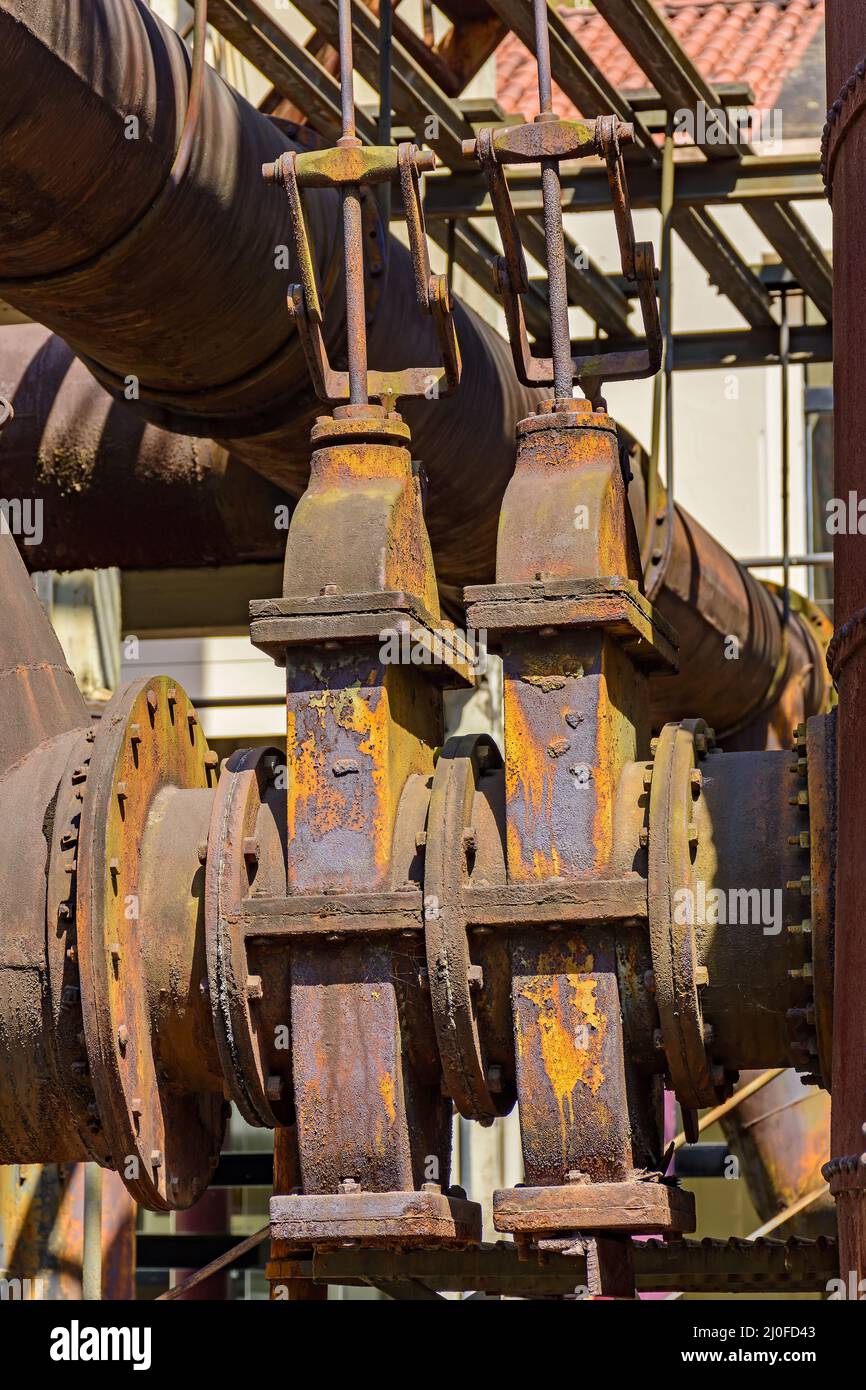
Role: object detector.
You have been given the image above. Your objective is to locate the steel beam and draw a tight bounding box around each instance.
[592,0,832,318]
[423,153,825,219]
[566,324,831,372]
[484,0,775,328]
[207,0,377,144]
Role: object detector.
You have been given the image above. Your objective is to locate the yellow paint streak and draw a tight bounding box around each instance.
[515,945,607,1154]
[378,1071,397,1126]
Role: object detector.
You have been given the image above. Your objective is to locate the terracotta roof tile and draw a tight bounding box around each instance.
[496,0,825,125]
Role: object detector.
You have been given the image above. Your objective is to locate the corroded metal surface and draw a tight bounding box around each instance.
[0,325,292,573]
[824,0,866,1277]
[76,677,225,1210]
[0,528,88,776]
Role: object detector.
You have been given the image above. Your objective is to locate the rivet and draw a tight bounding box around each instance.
[415,830,427,850]
[638,827,649,848]
[117,1024,128,1051]
[150,1149,163,1169]
[703,1024,715,1047]
[421,1181,442,1194]
[695,965,709,988]
[242,836,260,864]
[687,821,698,847]
[246,975,264,1001]
[462,827,477,855]
[467,964,484,992]
[690,768,703,795]
[197,839,208,865]
[204,750,219,770]
[146,689,158,714]
[653,1028,665,1051]
[266,1074,283,1102]
[116,780,127,800]
[129,723,141,743]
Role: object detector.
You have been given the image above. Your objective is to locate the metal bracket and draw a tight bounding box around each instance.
[266,143,461,406]
[467,114,661,395]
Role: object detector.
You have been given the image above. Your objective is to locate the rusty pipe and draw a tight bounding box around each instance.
[0,0,536,593]
[0,325,293,571]
[719,1070,835,1239]
[626,449,832,746]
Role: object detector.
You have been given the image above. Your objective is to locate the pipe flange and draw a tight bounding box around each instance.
[205,744,288,1129]
[424,734,513,1124]
[45,726,113,1165]
[648,719,733,1137]
[76,677,226,1210]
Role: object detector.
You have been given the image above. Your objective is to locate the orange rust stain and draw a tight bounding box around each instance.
[515,946,607,1152]
[378,1070,397,1126]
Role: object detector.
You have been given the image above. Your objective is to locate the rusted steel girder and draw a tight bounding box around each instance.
[822,0,866,1280]
[0,0,535,594]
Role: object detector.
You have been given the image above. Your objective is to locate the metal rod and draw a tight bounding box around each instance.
[172,0,208,189]
[541,161,573,401]
[780,287,791,624]
[671,1068,786,1151]
[337,0,356,140]
[642,118,675,576]
[740,552,833,569]
[336,0,367,404]
[157,1225,270,1301]
[82,1163,103,1301]
[748,1184,827,1240]
[377,0,392,227]
[532,0,554,115]
[343,188,368,404]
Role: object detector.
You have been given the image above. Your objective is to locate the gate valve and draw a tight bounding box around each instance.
[462,0,660,403]
[262,0,460,409]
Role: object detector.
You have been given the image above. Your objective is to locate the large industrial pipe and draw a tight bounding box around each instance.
[824,0,866,1277]
[0,0,534,593]
[0,324,293,571]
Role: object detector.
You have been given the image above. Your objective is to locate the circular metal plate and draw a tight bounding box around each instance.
[76,677,225,1210]
[424,733,510,1124]
[205,745,285,1129]
[648,719,728,1126]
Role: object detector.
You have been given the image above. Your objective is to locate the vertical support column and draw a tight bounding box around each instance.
[251,407,480,1248]
[466,400,691,1288]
